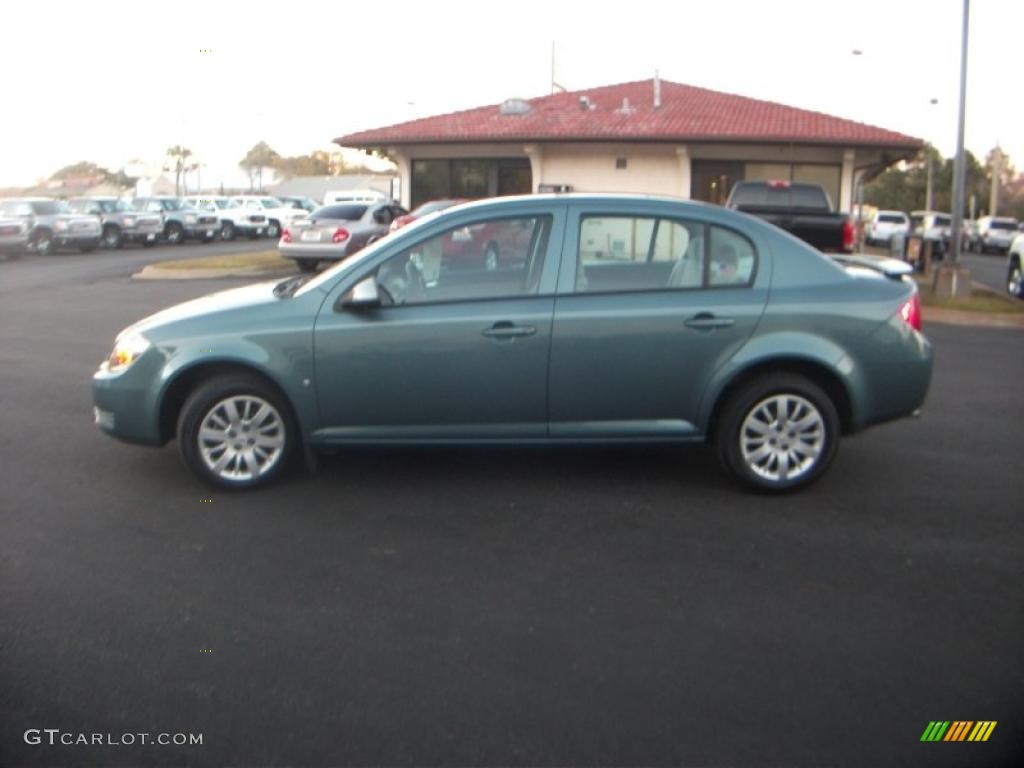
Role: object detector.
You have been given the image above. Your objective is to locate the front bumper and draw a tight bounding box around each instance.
[92,352,165,446]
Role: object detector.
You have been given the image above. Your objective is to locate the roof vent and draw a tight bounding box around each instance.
[499,98,532,116]
[617,97,636,116]
[579,95,594,111]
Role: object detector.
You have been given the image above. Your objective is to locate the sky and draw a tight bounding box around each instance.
[0,0,1019,189]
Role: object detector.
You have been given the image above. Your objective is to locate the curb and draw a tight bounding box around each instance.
[134,265,294,281]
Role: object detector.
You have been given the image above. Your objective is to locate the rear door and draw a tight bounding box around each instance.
[547,203,769,439]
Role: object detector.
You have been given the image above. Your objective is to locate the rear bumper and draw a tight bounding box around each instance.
[279,241,353,260]
[849,318,933,431]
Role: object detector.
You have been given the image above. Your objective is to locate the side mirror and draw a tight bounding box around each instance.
[341,276,380,309]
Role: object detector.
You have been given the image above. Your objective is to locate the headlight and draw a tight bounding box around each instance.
[54,220,69,231]
[184,214,197,224]
[104,332,150,373]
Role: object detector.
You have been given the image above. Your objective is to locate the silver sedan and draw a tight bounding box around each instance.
[278,202,406,272]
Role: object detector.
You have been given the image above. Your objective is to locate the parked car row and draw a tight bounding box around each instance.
[0,194,325,255]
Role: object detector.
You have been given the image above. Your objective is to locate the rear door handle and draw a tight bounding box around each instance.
[482,321,537,339]
[684,312,735,331]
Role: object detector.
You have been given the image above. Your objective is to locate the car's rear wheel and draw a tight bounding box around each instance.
[177,374,296,490]
[716,373,839,493]
[165,222,184,245]
[102,225,123,249]
[266,220,281,238]
[296,258,319,273]
[1008,261,1024,299]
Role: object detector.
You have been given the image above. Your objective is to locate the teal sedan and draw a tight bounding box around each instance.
[94,195,932,492]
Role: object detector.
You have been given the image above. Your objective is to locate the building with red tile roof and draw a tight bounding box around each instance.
[335,78,922,212]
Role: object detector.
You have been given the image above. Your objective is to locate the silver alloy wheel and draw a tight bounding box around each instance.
[267,222,280,238]
[739,394,825,483]
[197,395,285,482]
[1008,265,1023,297]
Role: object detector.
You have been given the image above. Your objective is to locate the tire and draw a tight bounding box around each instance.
[1008,261,1024,299]
[296,258,319,273]
[220,221,236,241]
[483,242,500,271]
[266,220,281,238]
[31,229,54,256]
[142,239,156,248]
[165,222,184,245]
[715,373,840,493]
[102,225,123,249]
[176,374,296,490]
[79,240,99,253]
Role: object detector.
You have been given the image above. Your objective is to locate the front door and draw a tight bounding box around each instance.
[312,211,562,440]
[547,205,769,438]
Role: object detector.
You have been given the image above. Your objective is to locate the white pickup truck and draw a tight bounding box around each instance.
[182,196,269,241]
[231,195,307,239]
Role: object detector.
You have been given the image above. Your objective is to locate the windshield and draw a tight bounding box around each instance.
[259,198,283,209]
[990,219,1018,230]
[877,214,905,224]
[411,199,459,216]
[933,216,951,227]
[214,199,237,209]
[30,200,72,215]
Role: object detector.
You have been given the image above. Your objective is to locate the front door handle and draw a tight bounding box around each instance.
[482,321,537,339]
[684,312,735,331]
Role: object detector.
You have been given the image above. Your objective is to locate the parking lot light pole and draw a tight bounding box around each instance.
[936,0,971,298]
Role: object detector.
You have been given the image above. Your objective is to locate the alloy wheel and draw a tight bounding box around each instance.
[739,394,825,483]
[197,395,286,482]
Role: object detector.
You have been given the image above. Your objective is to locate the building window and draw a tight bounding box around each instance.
[615,157,627,169]
[411,158,532,209]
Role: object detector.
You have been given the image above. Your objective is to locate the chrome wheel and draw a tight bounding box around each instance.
[740,394,825,483]
[197,395,285,482]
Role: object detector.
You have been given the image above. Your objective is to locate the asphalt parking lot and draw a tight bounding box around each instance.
[0,250,1021,767]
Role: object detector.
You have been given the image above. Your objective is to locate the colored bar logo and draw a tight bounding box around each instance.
[921,721,996,742]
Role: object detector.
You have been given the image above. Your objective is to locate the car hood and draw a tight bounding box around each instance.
[123,280,284,339]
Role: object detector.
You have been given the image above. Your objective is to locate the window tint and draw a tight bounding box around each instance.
[576,216,705,293]
[877,213,906,223]
[313,205,368,221]
[373,216,551,306]
[790,185,831,210]
[708,226,756,286]
[990,219,1018,230]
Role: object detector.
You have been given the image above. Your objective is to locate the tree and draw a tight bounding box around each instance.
[272,150,332,178]
[165,145,194,197]
[239,141,280,192]
[50,161,110,181]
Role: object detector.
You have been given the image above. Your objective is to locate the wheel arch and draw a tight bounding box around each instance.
[703,356,855,442]
[158,360,302,444]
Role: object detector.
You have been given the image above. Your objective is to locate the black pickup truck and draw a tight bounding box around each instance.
[724,180,855,253]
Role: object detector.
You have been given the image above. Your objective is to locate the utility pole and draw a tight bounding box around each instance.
[937,0,971,297]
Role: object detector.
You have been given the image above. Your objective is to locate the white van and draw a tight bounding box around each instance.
[323,188,389,204]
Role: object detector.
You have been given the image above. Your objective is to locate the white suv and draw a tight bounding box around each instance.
[231,196,308,238]
[866,210,909,246]
[973,216,1020,254]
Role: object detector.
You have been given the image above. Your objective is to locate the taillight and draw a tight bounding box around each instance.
[332,228,350,243]
[841,218,855,252]
[899,292,921,331]
[282,228,292,243]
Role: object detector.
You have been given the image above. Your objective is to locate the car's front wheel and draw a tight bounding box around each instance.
[266,220,281,238]
[177,374,296,490]
[220,221,236,241]
[716,373,839,493]
[165,222,184,245]
[1008,261,1024,299]
[102,225,123,249]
